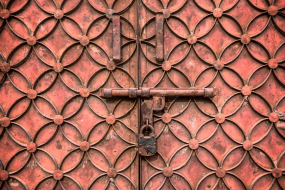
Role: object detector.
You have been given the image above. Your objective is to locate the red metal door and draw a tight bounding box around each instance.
[139,0,285,189]
[1,0,285,190]
[0,0,139,189]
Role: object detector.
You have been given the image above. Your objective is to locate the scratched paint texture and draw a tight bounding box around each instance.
[0,0,285,190]
[0,0,138,189]
[139,0,285,189]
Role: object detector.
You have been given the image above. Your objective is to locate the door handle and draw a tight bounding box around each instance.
[112,15,121,62]
[155,10,171,62]
[156,14,164,62]
[107,12,121,62]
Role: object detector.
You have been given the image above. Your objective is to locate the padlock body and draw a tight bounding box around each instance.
[138,136,156,156]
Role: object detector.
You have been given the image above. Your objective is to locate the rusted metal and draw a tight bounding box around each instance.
[138,124,156,156]
[0,0,138,189]
[100,87,216,98]
[53,170,63,181]
[161,113,172,124]
[79,141,90,152]
[105,86,216,160]
[155,14,164,62]
[141,100,153,126]
[216,168,226,178]
[0,0,285,189]
[163,167,173,178]
[106,114,116,125]
[112,15,121,62]
[188,139,199,150]
[107,167,117,178]
[140,0,285,189]
[152,96,165,111]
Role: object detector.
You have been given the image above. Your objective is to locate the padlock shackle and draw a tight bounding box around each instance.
[140,124,155,135]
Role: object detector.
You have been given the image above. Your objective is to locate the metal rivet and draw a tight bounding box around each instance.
[189,139,199,150]
[106,9,114,19]
[272,168,282,178]
[27,142,37,153]
[106,60,116,71]
[216,168,226,178]
[80,35,89,46]
[54,115,64,125]
[162,61,172,71]
[27,36,37,46]
[241,85,252,96]
[27,89,37,100]
[107,168,117,178]
[215,113,225,124]
[243,140,253,151]
[0,117,10,127]
[162,113,172,124]
[163,167,173,177]
[0,62,10,73]
[0,9,10,19]
[53,62,63,73]
[80,88,90,98]
[268,6,278,16]
[187,34,197,45]
[53,170,63,180]
[213,8,223,18]
[54,9,64,19]
[214,60,224,71]
[80,141,90,151]
[0,170,9,181]
[241,34,250,45]
[269,112,279,123]
[106,115,116,125]
[162,9,170,19]
[268,58,278,69]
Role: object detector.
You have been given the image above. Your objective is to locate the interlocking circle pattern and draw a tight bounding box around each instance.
[0,0,138,189]
[140,0,285,189]
[0,0,285,189]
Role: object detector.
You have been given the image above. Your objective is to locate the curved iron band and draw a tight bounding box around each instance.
[0,0,284,188]
[99,88,216,98]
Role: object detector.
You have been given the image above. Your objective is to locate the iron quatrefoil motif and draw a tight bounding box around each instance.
[0,0,285,189]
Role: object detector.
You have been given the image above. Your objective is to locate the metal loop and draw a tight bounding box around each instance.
[140,124,154,135]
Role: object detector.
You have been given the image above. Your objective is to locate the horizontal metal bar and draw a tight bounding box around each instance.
[99,88,216,98]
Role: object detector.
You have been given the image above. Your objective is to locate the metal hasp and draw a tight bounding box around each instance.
[100,87,216,122]
[100,87,216,129]
[100,87,216,156]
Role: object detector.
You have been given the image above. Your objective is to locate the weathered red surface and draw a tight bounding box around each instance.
[0,0,285,189]
[140,0,285,189]
[0,0,138,189]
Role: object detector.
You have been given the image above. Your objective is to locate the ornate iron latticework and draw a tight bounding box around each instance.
[0,0,285,189]
[140,0,285,189]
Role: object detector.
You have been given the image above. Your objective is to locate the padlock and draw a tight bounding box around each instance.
[138,124,157,156]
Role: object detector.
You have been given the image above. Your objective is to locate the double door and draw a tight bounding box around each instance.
[0,0,285,189]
